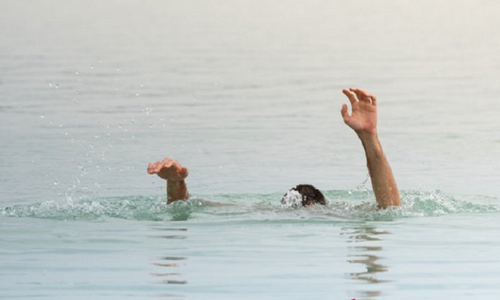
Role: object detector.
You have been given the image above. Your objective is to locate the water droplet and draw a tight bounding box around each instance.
[90,65,94,70]
[55,83,59,89]
[54,180,59,186]
[136,93,140,96]
[75,71,79,75]
[48,83,52,87]
[65,132,69,136]
[40,115,45,119]
[140,84,144,88]
[117,68,120,72]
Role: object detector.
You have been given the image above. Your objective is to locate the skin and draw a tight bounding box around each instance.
[147,88,400,208]
[341,88,400,208]
[147,158,189,204]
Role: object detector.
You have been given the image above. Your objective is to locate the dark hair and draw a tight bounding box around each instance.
[281,184,326,207]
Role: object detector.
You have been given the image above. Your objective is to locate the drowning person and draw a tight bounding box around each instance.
[147,88,401,209]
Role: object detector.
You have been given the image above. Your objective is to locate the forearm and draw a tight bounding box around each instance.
[167,180,189,204]
[358,132,400,208]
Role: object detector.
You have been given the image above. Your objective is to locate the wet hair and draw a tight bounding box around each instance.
[280,184,326,208]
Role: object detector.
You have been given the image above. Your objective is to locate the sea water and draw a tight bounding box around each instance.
[1,0,500,299]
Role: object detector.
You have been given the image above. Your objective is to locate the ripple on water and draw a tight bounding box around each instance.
[0,190,498,222]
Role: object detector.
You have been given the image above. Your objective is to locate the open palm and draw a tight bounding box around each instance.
[341,88,378,134]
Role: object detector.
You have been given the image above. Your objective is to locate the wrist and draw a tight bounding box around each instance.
[166,179,189,203]
[167,179,186,188]
[357,131,384,158]
[356,131,378,143]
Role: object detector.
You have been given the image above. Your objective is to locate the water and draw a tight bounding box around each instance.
[1,0,500,299]
[2,192,500,299]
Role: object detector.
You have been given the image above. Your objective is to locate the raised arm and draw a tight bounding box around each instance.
[147,158,190,204]
[340,88,400,208]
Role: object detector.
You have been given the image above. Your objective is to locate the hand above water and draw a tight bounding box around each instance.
[339,88,400,208]
[147,158,189,182]
[341,88,378,136]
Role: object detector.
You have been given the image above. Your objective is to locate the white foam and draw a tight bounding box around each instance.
[280,189,303,208]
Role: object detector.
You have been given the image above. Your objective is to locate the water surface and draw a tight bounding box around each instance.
[1,0,500,299]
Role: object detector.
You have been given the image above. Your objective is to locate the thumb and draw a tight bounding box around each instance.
[179,167,189,178]
[341,104,349,120]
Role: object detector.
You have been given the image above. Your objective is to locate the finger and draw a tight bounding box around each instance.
[160,160,173,171]
[150,162,160,173]
[341,103,349,120]
[175,163,186,177]
[352,88,377,106]
[342,89,357,104]
[173,161,181,170]
[369,93,377,106]
[179,167,189,178]
[350,88,370,104]
[153,161,168,172]
[147,163,154,174]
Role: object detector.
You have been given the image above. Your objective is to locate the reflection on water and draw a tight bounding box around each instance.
[159,257,187,261]
[342,226,391,300]
[150,226,188,293]
[156,235,188,240]
[151,228,188,231]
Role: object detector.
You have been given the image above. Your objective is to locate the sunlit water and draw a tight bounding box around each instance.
[2,0,500,299]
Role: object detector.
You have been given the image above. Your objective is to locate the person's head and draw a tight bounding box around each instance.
[280,184,326,208]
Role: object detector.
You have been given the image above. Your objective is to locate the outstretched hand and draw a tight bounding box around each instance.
[341,88,378,135]
[147,158,189,182]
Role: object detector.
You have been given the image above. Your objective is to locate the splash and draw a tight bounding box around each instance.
[0,190,498,222]
[0,196,170,221]
[323,190,499,221]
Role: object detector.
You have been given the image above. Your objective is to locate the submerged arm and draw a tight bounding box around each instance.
[340,88,400,208]
[147,158,190,204]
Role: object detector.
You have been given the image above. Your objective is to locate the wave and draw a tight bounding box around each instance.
[1,190,498,222]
